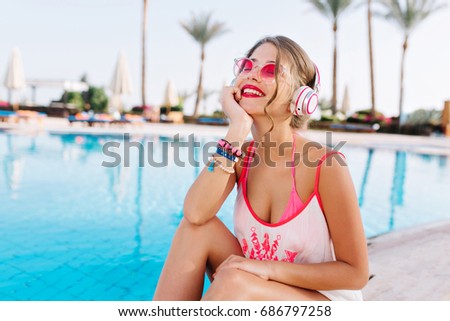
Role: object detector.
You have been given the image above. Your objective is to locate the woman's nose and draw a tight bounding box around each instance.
[246,66,261,82]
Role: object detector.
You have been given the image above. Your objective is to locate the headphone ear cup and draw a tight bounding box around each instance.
[290,86,319,116]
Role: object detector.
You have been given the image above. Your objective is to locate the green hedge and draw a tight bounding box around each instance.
[160,105,183,114]
[347,109,388,125]
[62,86,108,113]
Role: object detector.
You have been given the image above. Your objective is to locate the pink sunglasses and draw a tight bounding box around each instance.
[233,58,286,83]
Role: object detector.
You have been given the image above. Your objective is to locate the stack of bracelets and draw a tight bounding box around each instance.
[207,139,245,174]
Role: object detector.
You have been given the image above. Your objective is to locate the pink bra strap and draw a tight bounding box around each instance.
[238,141,256,186]
[291,135,297,188]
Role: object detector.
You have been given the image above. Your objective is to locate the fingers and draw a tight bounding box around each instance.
[216,254,240,272]
[232,86,242,102]
[222,85,241,102]
[213,257,270,281]
[212,262,240,279]
[213,254,243,278]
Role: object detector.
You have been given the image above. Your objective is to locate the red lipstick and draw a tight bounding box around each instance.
[241,84,265,98]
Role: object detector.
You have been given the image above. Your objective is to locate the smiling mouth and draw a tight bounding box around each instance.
[241,86,265,98]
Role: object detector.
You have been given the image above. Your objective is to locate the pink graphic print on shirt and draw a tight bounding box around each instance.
[241,227,298,263]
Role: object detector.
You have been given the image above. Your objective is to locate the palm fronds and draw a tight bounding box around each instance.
[180,12,228,48]
[377,0,446,35]
[180,12,228,117]
[307,0,353,20]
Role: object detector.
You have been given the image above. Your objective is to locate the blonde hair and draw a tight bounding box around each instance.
[246,36,317,132]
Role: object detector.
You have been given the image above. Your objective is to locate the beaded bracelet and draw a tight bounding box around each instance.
[218,139,244,159]
[215,147,239,163]
[207,156,235,174]
[219,138,244,157]
[217,145,244,160]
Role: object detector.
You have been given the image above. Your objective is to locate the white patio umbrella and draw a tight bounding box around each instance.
[341,85,350,116]
[162,79,179,113]
[109,52,133,113]
[3,47,26,104]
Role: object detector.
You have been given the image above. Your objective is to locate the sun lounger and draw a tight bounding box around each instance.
[68,112,90,124]
[68,113,145,127]
[159,114,174,123]
[0,110,17,122]
[329,123,376,133]
[123,114,145,123]
[108,114,145,126]
[68,113,113,127]
[16,110,47,123]
[196,117,229,126]
[159,112,184,124]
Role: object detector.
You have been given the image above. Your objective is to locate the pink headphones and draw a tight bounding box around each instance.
[290,64,321,116]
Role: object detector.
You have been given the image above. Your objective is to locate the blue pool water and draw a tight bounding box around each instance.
[0,131,449,300]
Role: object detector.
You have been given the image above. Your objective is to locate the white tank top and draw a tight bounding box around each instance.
[233,140,363,301]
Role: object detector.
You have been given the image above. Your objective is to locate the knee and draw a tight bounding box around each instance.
[203,268,251,300]
[214,268,245,288]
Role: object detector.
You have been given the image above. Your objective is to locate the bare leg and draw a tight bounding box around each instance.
[153,217,243,300]
[202,268,330,301]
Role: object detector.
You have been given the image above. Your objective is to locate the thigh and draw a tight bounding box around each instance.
[154,217,243,300]
[204,268,330,301]
[203,217,244,278]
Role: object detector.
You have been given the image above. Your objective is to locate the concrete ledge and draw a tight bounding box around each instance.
[363,220,450,300]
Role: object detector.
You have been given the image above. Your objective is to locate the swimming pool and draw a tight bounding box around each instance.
[1,131,449,300]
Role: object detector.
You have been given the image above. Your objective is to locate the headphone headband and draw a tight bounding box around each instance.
[313,64,321,94]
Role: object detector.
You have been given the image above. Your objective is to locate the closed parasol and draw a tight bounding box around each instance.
[109,51,133,112]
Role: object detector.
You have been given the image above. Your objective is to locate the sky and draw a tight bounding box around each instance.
[1,0,450,117]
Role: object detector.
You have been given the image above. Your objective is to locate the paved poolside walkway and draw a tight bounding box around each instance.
[362,220,450,300]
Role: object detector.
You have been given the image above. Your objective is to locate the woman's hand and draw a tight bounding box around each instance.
[214,254,270,280]
[220,85,253,132]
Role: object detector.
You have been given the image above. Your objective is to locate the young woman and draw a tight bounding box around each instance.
[154,35,368,301]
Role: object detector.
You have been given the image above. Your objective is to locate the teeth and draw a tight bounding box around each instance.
[243,88,264,96]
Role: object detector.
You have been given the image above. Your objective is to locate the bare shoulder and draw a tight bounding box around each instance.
[309,139,353,194]
[294,134,350,193]
[294,135,344,167]
[299,136,358,220]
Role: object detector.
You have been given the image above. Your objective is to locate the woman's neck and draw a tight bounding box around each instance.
[250,117,294,161]
[251,116,293,144]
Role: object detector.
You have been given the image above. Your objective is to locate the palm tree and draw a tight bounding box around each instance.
[368,0,376,118]
[307,0,353,115]
[141,0,148,108]
[180,12,227,117]
[377,0,445,127]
